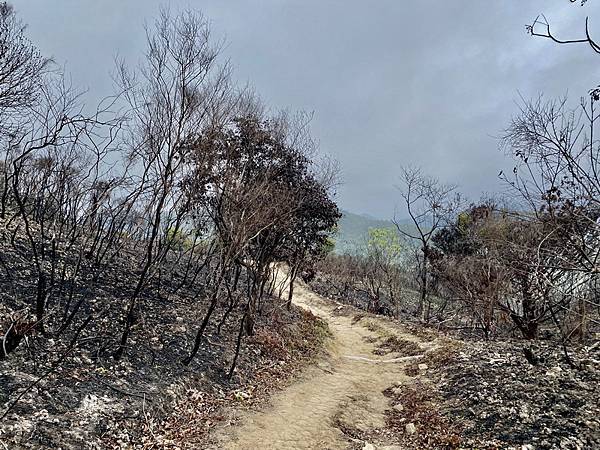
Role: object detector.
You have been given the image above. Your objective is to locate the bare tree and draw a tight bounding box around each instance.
[112,8,233,359]
[394,166,461,322]
[527,4,600,55]
[501,95,600,341]
[0,2,50,113]
[5,72,121,332]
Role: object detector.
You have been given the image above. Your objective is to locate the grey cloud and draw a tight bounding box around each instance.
[15,0,600,218]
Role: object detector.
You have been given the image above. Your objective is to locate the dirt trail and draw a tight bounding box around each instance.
[215,277,435,450]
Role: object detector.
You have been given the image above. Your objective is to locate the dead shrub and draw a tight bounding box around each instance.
[248,328,288,360]
[384,380,462,449]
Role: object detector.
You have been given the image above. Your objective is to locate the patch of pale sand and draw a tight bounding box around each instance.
[214,275,435,450]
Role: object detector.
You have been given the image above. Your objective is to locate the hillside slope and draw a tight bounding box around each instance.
[333,210,415,254]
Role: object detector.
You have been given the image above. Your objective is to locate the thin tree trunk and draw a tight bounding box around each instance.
[228,308,248,379]
[184,271,225,365]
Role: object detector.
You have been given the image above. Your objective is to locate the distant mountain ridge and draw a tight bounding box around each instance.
[333,210,415,254]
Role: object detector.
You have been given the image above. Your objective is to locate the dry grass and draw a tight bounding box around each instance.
[374,335,423,357]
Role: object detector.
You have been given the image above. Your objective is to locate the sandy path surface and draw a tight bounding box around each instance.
[215,277,433,450]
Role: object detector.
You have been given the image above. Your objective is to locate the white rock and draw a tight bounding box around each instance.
[362,444,375,450]
[393,403,404,412]
[519,405,530,420]
[418,363,428,371]
[405,422,417,435]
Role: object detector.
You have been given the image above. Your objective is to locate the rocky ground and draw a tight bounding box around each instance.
[0,298,329,449]
[335,315,600,450]
[310,273,600,450]
[423,339,600,449]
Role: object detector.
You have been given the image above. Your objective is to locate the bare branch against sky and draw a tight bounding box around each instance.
[15,0,600,218]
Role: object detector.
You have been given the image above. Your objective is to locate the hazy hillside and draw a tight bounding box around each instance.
[333,210,415,254]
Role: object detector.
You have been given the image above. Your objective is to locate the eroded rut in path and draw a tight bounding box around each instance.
[216,279,435,450]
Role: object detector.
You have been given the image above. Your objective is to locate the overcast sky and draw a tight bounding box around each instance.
[14,1,600,219]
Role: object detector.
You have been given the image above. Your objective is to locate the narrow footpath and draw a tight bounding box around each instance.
[216,278,435,449]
